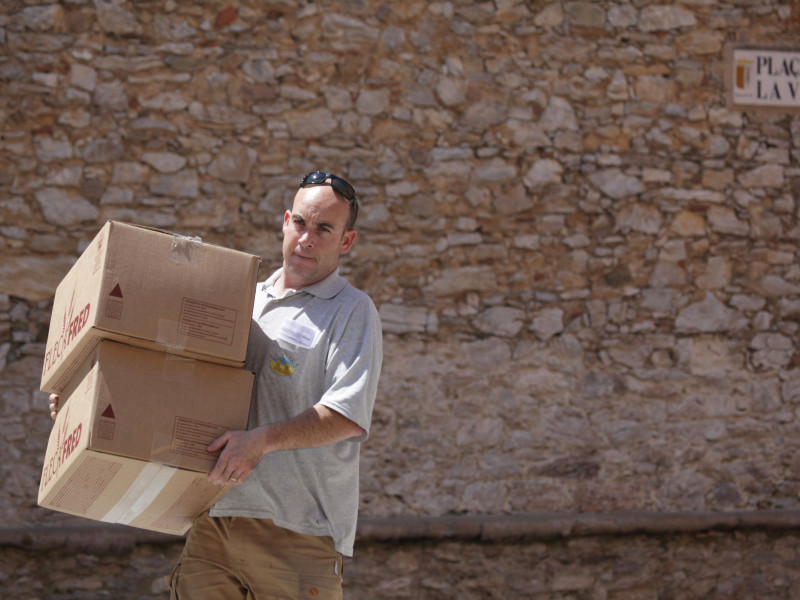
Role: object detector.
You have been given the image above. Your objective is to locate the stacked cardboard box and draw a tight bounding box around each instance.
[40,221,260,394]
[38,222,260,535]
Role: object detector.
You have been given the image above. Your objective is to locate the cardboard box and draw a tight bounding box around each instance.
[38,340,254,536]
[41,220,261,394]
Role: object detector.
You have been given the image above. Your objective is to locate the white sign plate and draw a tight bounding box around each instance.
[732,48,800,107]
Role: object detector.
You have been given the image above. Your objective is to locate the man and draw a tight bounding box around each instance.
[49,171,383,599]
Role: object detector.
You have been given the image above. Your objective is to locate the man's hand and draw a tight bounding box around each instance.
[206,429,266,486]
[48,394,59,420]
[206,404,364,487]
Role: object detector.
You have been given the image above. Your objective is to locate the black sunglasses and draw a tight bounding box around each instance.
[299,171,359,229]
[299,171,357,202]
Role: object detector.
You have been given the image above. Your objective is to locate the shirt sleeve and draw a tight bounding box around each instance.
[318,292,383,443]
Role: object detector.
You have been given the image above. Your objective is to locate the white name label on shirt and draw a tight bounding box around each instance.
[278,320,320,349]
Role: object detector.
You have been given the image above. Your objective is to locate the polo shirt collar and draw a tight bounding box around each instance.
[263,268,346,300]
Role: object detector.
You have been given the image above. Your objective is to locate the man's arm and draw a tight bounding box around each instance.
[206,404,364,486]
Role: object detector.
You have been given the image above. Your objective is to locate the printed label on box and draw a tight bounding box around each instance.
[171,417,228,463]
[178,298,237,346]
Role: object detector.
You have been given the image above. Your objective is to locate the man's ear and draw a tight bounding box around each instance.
[340,229,357,254]
[282,209,292,232]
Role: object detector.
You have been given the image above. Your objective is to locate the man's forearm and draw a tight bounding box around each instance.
[207,404,365,486]
[257,404,365,454]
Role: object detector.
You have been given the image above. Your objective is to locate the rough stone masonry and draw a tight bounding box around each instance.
[2,0,800,598]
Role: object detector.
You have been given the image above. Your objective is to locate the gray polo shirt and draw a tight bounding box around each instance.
[210,268,383,556]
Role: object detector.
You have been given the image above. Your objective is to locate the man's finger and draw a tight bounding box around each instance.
[49,395,59,420]
[207,457,229,485]
[207,431,232,453]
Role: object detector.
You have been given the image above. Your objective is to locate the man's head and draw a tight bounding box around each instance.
[299,171,359,231]
[280,171,359,290]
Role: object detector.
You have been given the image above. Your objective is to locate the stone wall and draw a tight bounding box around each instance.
[3,0,800,597]
[5,527,800,599]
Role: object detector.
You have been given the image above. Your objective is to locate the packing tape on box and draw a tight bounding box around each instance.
[156,318,188,351]
[150,431,177,465]
[101,462,177,525]
[170,233,202,265]
[160,354,197,383]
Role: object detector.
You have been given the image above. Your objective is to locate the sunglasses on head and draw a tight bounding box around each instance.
[299,171,359,229]
[299,171,357,202]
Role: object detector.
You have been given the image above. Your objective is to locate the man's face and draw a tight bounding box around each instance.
[281,185,357,289]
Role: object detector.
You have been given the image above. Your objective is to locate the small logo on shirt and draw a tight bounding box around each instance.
[270,355,296,376]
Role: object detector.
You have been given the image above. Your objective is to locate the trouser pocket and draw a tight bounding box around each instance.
[167,561,181,600]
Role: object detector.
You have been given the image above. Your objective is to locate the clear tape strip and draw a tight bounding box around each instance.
[170,233,202,265]
[101,462,177,525]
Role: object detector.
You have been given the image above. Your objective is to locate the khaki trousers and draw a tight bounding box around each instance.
[169,512,343,600]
